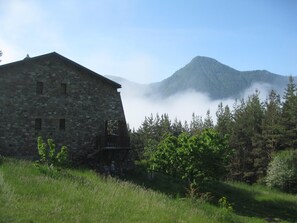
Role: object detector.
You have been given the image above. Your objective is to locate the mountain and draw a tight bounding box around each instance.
[107,56,291,100]
[152,56,289,99]
[105,75,152,97]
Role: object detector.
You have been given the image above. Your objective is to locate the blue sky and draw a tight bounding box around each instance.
[0,0,296,83]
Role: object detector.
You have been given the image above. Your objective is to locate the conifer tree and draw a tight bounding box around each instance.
[203,109,214,129]
[253,90,282,180]
[216,103,233,138]
[189,113,203,135]
[229,92,264,183]
[280,76,297,150]
[172,118,184,136]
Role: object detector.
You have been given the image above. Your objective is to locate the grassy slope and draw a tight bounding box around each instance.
[0,158,296,223]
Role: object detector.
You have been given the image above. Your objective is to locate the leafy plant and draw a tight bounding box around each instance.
[218,196,233,212]
[36,136,68,168]
[37,136,47,163]
[266,149,297,193]
[151,129,232,187]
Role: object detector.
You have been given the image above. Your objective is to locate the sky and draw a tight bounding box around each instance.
[1,0,297,84]
[1,0,297,128]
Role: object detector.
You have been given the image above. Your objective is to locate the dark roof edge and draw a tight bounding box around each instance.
[0,52,122,89]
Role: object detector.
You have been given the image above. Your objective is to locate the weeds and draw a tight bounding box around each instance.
[218,196,233,212]
[35,136,68,168]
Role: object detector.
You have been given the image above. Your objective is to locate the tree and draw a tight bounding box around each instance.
[203,109,214,129]
[172,118,184,136]
[151,129,232,186]
[131,113,174,166]
[229,91,264,183]
[254,90,283,180]
[266,149,297,193]
[215,102,233,138]
[189,113,203,135]
[0,50,2,62]
[280,76,297,150]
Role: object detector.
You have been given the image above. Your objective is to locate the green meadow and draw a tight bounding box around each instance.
[0,158,296,223]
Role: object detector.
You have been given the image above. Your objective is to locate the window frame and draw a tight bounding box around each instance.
[36,81,43,94]
[61,83,67,95]
[59,118,66,131]
[35,118,42,130]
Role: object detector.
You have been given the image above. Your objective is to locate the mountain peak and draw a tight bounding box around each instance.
[190,56,219,63]
[157,55,288,99]
[185,56,238,74]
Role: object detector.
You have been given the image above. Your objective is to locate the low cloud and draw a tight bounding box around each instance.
[120,82,275,129]
[241,82,276,101]
[121,87,233,130]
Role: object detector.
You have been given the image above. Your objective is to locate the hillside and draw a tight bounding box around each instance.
[155,56,289,99]
[107,56,291,100]
[1,158,297,222]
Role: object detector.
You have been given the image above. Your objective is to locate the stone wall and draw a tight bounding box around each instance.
[0,54,127,160]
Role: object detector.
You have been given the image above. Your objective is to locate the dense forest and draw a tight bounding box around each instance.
[129,76,297,192]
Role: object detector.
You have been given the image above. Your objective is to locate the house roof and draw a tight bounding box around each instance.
[0,52,121,88]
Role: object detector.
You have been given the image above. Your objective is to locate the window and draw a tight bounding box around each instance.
[36,81,43,94]
[61,83,67,94]
[105,120,119,135]
[35,118,42,130]
[59,119,65,130]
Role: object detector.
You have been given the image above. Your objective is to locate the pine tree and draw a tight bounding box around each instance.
[172,118,184,136]
[189,113,203,135]
[229,91,264,183]
[280,76,297,150]
[253,90,282,180]
[203,109,214,129]
[215,102,233,138]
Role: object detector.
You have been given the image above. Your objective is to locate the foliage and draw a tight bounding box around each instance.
[280,76,297,150]
[255,90,282,180]
[266,150,297,193]
[151,129,232,185]
[218,196,233,212]
[36,136,68,168]
[0,158,267,223]
[37,136,47,163]
[215,102,233,138]
[131,111,218,165]
[228,92,265,183]
[131,76,297,187]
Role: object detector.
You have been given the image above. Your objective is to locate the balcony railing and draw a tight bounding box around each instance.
[96,134,130,150]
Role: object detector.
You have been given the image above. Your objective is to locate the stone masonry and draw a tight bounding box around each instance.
[0,52,128,161]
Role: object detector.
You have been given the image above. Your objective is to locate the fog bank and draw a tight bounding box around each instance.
[120,82,275,129]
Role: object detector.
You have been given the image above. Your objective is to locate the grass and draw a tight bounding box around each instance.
[205,181,297,222]
[122,169,297,223]
[0,157,296,223]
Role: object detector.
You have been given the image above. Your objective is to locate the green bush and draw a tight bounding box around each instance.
[266,149,297,193]
[151,129,232,186]
[36,136,68,168]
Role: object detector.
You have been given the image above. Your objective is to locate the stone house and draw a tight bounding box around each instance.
[0,52,130,166]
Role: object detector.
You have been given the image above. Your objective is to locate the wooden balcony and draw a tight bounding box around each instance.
[96,134,130,150]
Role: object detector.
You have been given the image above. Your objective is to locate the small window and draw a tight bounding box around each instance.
[106,120,119,135]
[59,119,65,130]
[61,83,67,94]
[36,81,43,94]
[35,118,42,130]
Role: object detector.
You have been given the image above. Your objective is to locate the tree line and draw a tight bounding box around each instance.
[129,76,297,190]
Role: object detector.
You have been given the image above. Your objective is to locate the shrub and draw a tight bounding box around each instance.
[266,150,297,193]
[151,129,232,186]
[36,136,68,168]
